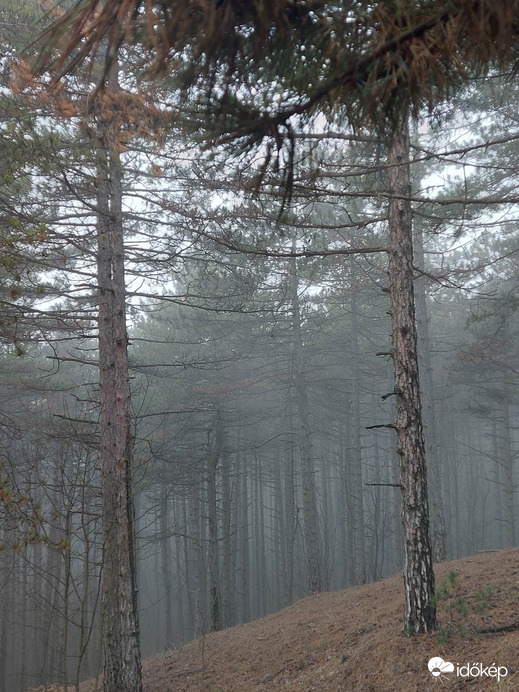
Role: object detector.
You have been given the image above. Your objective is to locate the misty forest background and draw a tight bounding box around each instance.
[1,2,519,690]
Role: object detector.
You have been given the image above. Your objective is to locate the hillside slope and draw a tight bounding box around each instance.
[38,549,519,691]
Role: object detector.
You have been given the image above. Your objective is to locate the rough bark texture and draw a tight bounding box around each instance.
[387,124,436,635]
[96,74,142,690]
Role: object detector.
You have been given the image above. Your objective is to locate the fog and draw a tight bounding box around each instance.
[1,4,519,690]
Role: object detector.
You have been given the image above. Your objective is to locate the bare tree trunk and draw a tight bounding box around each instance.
[239,451,250,623]
[40,476,62,684]
[0,527,9,692]
[283,412,296,604]
[96,65,142,691]
[503,388,516,548]
[75,484,97,690]
[370,432,382,581]
[31,530,44,677]
[19,553,28,690]
[349,257,367,583]
[173,524,185,643]
[273,452,286,608]
[445,406,461,558]
[336,430,349,587]
[189,489,204,638]
[320,453,332,591]
[387,123,436,635]
[414,226,447,561]
[230,456,239,619]
[289,253,322,594]
[491,414,504,548]
[0,600,6,691]
[345,447,356,586]
[221,443,233,626]
[251,458,267,616]
[159,493,173,648]
[207,404,223,631]
[62,513,72,692]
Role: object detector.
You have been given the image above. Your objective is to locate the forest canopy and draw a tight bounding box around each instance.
[37,1,519,126]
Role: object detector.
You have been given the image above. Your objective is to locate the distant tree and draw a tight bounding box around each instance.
[288,245,323,594]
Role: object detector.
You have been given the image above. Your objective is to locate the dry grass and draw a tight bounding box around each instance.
[37,548,519,691]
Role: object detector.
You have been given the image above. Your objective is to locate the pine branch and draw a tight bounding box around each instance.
[191,227,388,258]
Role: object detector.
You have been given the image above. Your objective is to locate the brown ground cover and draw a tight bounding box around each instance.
[35,548,519,691]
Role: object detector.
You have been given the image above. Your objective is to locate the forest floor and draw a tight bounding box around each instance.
[36,548,519,691]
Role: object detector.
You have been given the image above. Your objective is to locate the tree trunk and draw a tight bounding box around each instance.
[491,414,504,548]
[221,443,233,626]
[387,123,436,635]
[370,427,382,581]
[414,226,447,561]
[159,492,173,648]
[96,65,142,691]
[320,453,332,590]
[273,452,287,609]
[189,489,204,638]
[239,451,250,623]
[289,252,322,594]
[0,528,9,692]
[253,458,267,616]
[40,475,62,684]
[19,551,28,690]
[283,410,296,604]
[336,429,349,587]
[207,404,223,632]
[502,387,516,548]
[349,257,367,583]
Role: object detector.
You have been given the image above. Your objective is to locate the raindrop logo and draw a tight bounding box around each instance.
[428,657,455,679]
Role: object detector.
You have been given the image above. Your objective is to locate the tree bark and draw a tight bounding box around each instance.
[387,123,436,635]
[96,66,142,691]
